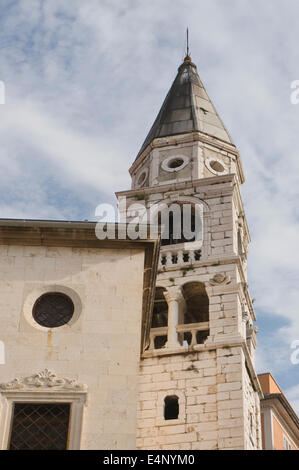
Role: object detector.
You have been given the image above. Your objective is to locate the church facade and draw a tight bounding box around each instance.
[1,52,297,450]
[0,220,159,449]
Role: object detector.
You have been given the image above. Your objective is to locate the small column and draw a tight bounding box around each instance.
[166,251,172,267]
[189,250,196,264]
[164,287,186,348]
[177,250,184,265]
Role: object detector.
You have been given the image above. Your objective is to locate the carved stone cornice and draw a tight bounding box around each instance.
[0,369,87,392]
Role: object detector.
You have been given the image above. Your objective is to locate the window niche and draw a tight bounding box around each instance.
[179,281,210,346]
[156,390,185,426]
[182,281,209,324]
[164,395,179,420]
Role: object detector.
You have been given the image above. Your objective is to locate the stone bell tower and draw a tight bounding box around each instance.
[116,53,263,450]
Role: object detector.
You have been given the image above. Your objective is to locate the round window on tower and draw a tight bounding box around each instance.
[161,155,189,173]
[168,158,184,169]
[205,157,227,176]
[210,160,224,173]
[33,293,74,328]
[136,168,148,188]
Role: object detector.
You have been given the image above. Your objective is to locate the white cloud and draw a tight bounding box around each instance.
[0,101,126,192]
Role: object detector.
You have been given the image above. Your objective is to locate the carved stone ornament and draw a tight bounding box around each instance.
[209,273,231,286]
[0,369,87,392]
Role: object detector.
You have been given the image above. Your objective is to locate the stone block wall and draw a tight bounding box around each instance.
[0,244,145,449]
[137,345,260,450]
[242,357,262,449]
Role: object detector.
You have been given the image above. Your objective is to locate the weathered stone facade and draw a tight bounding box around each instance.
[0,222,159,449]
[137,347,258,450]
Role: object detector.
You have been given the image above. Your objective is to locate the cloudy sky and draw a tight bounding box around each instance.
[0,0,299,412]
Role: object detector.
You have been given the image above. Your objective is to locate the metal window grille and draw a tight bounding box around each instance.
[9,403,71,450]
[33,293,74,328]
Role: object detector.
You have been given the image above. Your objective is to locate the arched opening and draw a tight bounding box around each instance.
[182,282,209,323]
[182,282,209,345]
[151,287,168,349]
[158,204,199,246]
[164,395,179,420]
[152,287,168,327]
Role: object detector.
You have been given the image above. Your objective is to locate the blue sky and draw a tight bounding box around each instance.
[0,0,299,411]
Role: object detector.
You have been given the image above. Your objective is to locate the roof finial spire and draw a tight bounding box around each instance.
[184,28,192,62]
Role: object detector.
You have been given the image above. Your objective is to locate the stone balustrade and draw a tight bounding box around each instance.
[149,326,168,350]
[159,246,202,269]
[176,321,209,346]
[149,321,209,350]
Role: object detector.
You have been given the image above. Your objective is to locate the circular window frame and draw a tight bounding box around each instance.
[136,168,149,188]
[33,292,75,328]
[161,155,189,173]
[23,286,82,332]
[205,157,227,176]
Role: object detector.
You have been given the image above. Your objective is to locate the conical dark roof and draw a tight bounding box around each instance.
[136,57,233,160]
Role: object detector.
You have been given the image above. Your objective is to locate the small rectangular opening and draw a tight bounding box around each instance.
[164,395,179,420]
